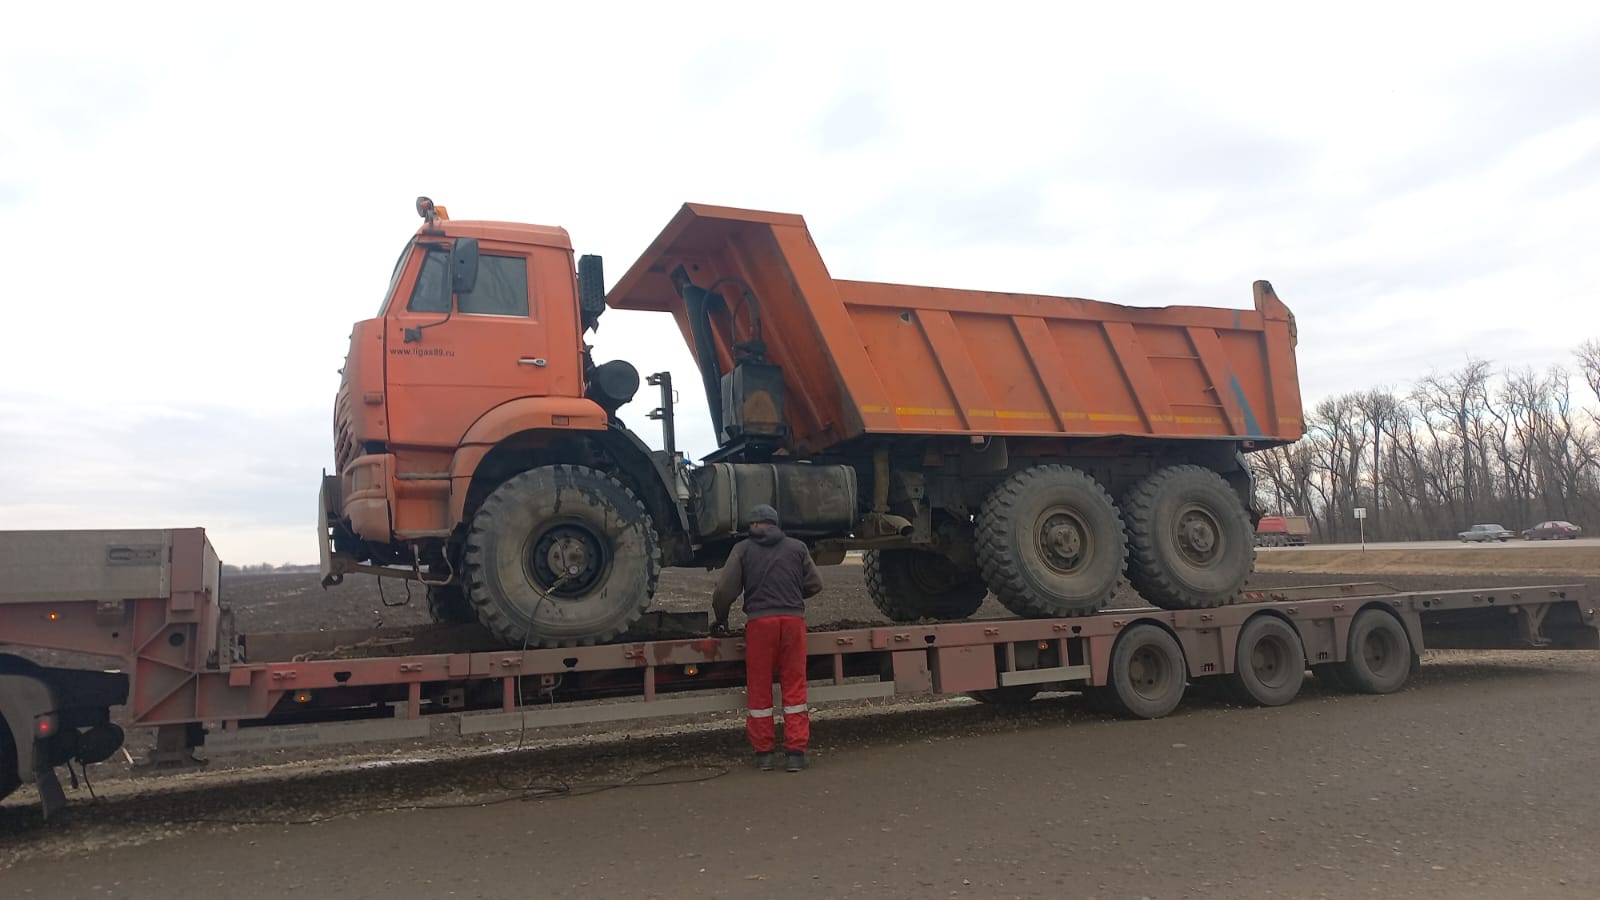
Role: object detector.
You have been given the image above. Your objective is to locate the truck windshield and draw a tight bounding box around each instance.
[378,241,415,315]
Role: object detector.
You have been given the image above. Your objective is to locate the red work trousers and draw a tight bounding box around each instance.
[744,615,809,753]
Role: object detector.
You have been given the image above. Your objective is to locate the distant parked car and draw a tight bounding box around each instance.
[1521,520,1582,541]
[1458,523,1513,543]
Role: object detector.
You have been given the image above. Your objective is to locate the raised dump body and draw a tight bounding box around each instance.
[608,204,1304,455]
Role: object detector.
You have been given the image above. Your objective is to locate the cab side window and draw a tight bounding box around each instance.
[460,255,529,316]
[405,251,529,316]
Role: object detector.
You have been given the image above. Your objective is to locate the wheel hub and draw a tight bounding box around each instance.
[1252,637,1288,687]
[530,524,606,597]
[545,536,590,579]
[1037,510,1090,574]
[1128,646,1169,699]
[1174,505,1222,565]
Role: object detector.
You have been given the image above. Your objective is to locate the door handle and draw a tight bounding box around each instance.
[518,358,548,367]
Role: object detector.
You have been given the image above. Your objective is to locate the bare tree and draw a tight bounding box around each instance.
[1258,344,1600,542]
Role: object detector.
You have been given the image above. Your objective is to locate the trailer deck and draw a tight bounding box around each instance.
[3,528,1598,818]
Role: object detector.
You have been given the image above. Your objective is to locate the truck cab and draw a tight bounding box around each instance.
[329,199,617,557]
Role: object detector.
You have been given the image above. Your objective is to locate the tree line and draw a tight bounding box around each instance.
[1251,339,1600,543]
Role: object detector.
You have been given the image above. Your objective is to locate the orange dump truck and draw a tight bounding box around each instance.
[321,200,1304,647]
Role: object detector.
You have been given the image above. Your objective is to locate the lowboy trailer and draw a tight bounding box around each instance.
[3,528,1596,818]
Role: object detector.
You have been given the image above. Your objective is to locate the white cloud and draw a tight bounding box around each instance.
[3,0,1598,561]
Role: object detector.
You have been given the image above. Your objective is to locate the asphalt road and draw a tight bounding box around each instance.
[1263,537,1600,551]
[7,650,1600,899]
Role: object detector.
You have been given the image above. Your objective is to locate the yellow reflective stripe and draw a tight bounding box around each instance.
[747,707,774,718]
[782,704,809,714]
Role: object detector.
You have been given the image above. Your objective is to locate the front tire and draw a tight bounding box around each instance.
[976,465,1126,618]
[463,465,659,648]
[1122,465,1255,610]
[864,549,987,622]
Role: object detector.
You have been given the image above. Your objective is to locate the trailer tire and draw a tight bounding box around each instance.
[1229,616,1306,706]
[426,583,476,626]
[1080,686,1117,714]
[1106,624,1188,719]
[464,465,659,648]
[1311,663,1350,692]
[968,685,1040,705]
[1338,609,1413,694]
[977,465,1126,618]
[1122,465,1255,610]
[864,549,987,622]
[0,714,17,802]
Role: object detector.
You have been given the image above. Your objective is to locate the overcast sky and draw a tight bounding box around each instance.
[3,2,1598,564]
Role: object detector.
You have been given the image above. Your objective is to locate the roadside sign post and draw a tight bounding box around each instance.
[1354,507,1367,550]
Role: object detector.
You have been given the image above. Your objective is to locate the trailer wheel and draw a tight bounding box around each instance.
[1338,609,1413,694]
[1079,686,1117,714]
[864,549,987,622]
[968,685,1040,705]
[1106,624,1188,719]
[977,465,1126,617]
[0,715,18,802]
[426,583,476,625]
[464,465,659,648]
[1310,663,1350,692]
[1229,616,1306,706]
[1122,465,1255,610]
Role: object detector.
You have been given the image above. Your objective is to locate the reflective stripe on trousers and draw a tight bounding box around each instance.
[744,615,810,753]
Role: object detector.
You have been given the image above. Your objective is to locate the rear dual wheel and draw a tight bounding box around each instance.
[1123,466,1255,610]
[865,549,987,622]
[976,465,1126,618]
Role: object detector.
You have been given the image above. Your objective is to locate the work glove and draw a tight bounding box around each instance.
[711,621,731,638]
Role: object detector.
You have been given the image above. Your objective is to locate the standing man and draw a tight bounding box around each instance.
[712,504,823,773]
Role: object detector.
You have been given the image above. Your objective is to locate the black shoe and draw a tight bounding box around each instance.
[785,751,807,772]
[754,752,774,771]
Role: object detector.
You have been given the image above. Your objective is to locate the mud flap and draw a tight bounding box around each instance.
[33,759,66,819]
[319,472,345,587]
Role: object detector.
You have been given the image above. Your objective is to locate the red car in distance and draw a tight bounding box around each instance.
[1521,520,1582,540]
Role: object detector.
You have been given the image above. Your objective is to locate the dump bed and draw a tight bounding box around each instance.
[609,204,1304,455]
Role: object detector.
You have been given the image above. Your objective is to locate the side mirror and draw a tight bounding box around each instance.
[578,254,606,325]
[450,238,480,295]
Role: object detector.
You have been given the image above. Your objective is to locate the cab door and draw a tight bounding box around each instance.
[384,241,582,450]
